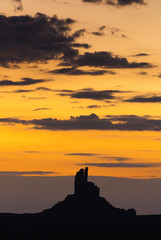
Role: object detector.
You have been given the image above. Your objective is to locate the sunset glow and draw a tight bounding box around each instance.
[0,0,161,179]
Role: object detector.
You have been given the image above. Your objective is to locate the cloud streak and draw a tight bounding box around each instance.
[49,67,115,76]
[33,108,51,111]
[125,95,161,103]
[79,162,160,168]
[106,0,146,7]
[1,114,161,131]
[0,78,50,86]
[57,88,125,100]
[82,0,146,7]
[0,171,57,176]
[62,51,153,69]
[65,153,99,156]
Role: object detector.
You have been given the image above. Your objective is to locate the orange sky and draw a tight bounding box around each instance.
[0,0,161,178]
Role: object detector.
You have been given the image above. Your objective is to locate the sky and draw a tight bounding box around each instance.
[0,0,161,213]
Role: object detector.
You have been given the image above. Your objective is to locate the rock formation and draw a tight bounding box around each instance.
[42,167,136,218]
[74,167,100,197]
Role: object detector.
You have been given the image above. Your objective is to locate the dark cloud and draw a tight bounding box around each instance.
[49,67,115,76]
[105,114,161,131]
[1,113,161,131]
[12,0,23,12]
[102,156,131,161]
[33,108,51,111]
[0,86,55,94]
[0,78,49,86]
[87,105,101,108]
[125,96,161,103]
[0,13,86,67]
[0,171,57,176]
[57,88,124,100]
[106,0,146,6]
[72,43,91,49]
[82,0,146,6]
[63,51,153,69]
[157,73,161,78]
[35,87,55,92]
[65,153,98,156]
[92,26,106,36]
[133,53,149,57]
[63,152,129,160]
[92,31,104,36]
[106,26,129,39]
[79,162,160,168]
[0,89,34,93]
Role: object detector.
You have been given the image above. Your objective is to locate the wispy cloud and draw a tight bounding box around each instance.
[125,95,161,103]
[82,0,147,7]
[79,162,161,168]
[0,171,58,176]
[12,0,23,12]
[65,153,100,156]
[33,108,51,111]
[0,78,50,86]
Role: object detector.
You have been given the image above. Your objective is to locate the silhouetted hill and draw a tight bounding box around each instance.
[0,168,161,237]
[42,168,135,218]
[42,194,132,217]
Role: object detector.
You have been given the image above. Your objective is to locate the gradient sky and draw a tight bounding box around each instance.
[0,0,161,181]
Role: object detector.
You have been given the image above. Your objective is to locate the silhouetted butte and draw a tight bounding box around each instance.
[42,167,136,218]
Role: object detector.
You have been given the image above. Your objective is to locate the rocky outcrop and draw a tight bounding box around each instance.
[74,167,100,197]
[42,168,136,219]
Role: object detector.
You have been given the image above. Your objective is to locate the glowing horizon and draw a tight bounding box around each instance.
[0,0,161,179]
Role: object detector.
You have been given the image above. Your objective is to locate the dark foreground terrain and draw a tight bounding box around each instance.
[1,210,161,237]
[1,168,161,237]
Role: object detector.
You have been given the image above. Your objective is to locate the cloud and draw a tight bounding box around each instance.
[107,26,129,39]
[12,0,23,12]
[0,171,57,176]
[136,71,148,75]
[35,87,55,92]
[102,156,131,161]
[65,153,130,161]
[91,25,128,39]
[65,153,98,156]
[132,53,149,57]
[125,95,161,103]
[49,67,115,76]
[57,88,124,100]
[72,104,114,109]
[86,105,101,108]
[82,0,146,6]
[63,51,153,69]
[0,13,86,67]
[26,97,47,100]
[1,113,161,131]
[92,25,106,36]
[33,108,51,111]
[0,78,49,86]
[105,0,146,7]
[79,162,161,168]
